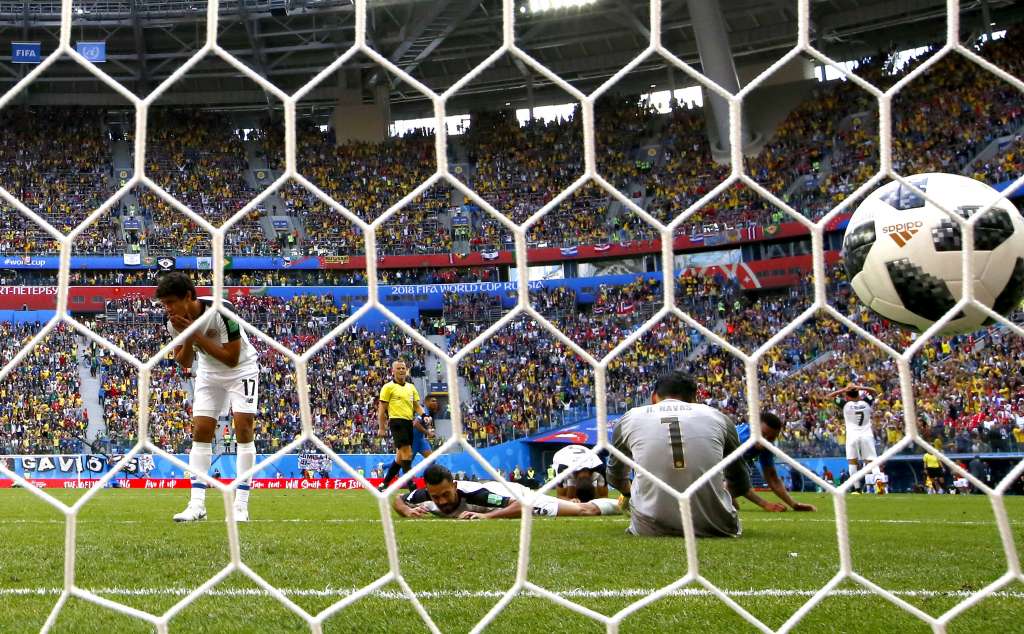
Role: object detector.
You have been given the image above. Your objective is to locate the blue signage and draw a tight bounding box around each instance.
[75,41,106,63]
[11,42,41,64]
[1,443,532,480]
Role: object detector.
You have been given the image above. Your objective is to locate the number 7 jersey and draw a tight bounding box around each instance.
[842,398,874,437]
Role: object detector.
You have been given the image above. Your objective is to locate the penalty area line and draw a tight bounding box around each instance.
[1,587,1023,600]
[0,517,1016,526]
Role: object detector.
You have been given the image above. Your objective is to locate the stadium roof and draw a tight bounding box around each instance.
[0,0,1020,117]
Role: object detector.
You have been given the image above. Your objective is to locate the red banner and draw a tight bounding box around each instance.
[0,251,840,310]
[0,478,421,490]
[0,285,255,311]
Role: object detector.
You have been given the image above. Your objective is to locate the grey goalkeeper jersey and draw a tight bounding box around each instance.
[608,399,750,538]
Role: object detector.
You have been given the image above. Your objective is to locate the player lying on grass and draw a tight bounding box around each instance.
[730,412,817,513]
[551,444,609,502]
[392,464,620,520]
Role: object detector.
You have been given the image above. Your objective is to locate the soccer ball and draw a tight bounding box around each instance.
[842,173,1024,335]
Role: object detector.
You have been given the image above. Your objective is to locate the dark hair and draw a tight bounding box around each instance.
[155,272,196,301]
[574,479,595,502]
[846,388,860,399]
[654,371,697,402]
[423,463,453,486]
[762,412,783,431]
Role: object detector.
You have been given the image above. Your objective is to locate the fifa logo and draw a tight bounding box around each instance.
[882,221,923,247]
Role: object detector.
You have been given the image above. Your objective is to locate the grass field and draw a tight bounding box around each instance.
[1,488,1022,633]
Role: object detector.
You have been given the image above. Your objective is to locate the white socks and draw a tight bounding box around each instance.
[591,498,621,516]
[189,441,213,506]
[235,441,256,507]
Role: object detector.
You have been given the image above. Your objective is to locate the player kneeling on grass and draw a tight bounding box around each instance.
[730,413,816,513]
[552,444,608,502]
[393,464,620,520]
[156,273,260,523]
[608,371,751,538]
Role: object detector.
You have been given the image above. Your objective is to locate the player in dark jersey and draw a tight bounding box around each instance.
[732,413,816,512]
[393,464,620,519]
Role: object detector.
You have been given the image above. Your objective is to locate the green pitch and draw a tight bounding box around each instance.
[1,489,1022,633]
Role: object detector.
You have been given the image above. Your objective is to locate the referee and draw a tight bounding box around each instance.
[377,359,425,491]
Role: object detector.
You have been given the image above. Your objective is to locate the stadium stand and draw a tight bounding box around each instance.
[0,323,86,454]
[0,107,119,255]
[2,28,1023,460]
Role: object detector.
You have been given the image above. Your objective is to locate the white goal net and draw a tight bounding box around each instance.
[0,0,1022,632]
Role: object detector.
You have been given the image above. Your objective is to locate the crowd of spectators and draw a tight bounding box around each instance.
[263,122,452,256]
[784,28,1023,221]
[3,266,498,288]
[433,261,1024,453]
[232,294,349,346]
[2,255,1023,459]
[77,311,193,453]
[75,291,429,455]
[447,277,707,442]
[3,29,1024,461]
[0,323,87,455]
[0,107,121,256]
[140,110,280,257]
[4,29,1021,259]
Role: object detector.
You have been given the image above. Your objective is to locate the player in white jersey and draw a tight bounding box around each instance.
[156,273,261,522]
[392,464,620,519]
[828,384,880,493]
[608,371,751,538]
[551,444,608,502]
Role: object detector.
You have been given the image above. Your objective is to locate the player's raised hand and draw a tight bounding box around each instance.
[170,313,193,332]
[792,502,817,512]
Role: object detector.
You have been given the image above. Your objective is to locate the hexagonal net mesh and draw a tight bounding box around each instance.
[0,0,1022,632]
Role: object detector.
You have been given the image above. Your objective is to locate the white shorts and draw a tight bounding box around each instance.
[499,482,560,517]
[846,434,878,462]
[192,371,259,419]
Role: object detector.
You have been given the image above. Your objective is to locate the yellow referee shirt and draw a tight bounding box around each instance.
[380,381,419,420]
[923,453,941,469]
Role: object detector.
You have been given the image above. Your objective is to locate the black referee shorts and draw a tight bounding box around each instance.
[389,418,413,449]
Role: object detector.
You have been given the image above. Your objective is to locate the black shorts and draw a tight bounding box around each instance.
[389,418,414,449]
[926,467,944,480]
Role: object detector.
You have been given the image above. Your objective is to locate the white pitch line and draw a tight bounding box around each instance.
[0,517,1017,526]
[741,517,1021,527]
[0,518,384,525]
[1,587,1022,600]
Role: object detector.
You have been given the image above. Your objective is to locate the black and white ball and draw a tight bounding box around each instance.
[842,173,1024,335]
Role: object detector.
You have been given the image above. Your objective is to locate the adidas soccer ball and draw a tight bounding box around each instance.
[842,173,1024,336]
